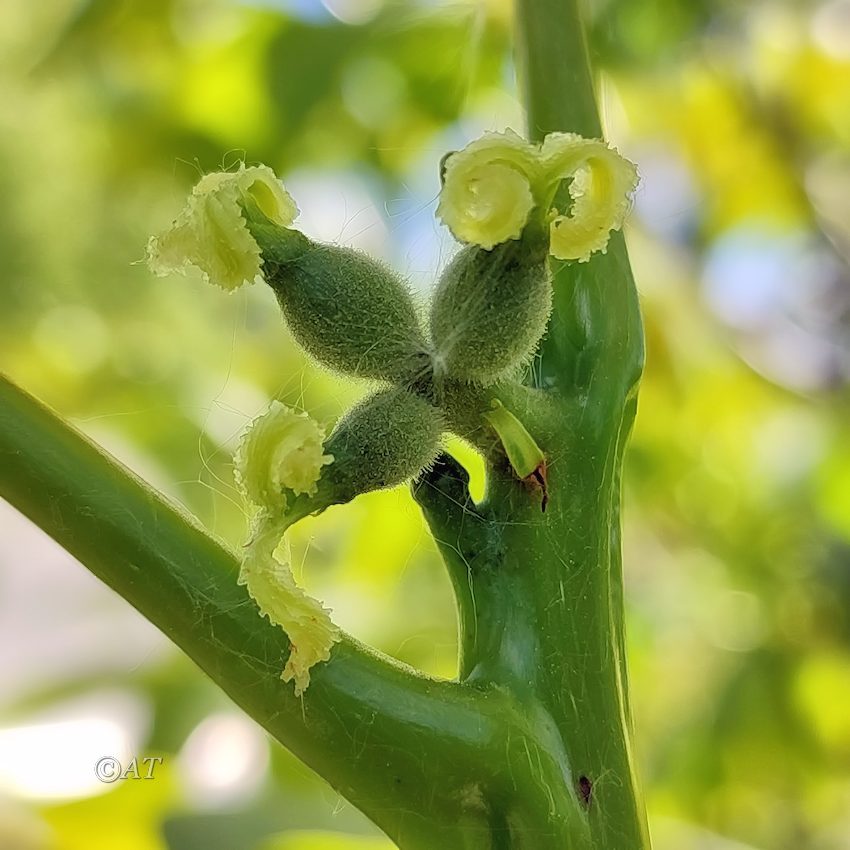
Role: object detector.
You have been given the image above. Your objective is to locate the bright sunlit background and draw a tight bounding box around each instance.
[1,0,850,848]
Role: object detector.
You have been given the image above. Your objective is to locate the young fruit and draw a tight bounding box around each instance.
[254,222,431,387]
[319,386,444,506]
[429,230,551,385]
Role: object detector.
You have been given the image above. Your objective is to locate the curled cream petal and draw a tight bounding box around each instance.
[436,129,638,259]
[437,130,538,250]
[239,512,340,695]
[539,133,638,262]
[234,401,333,511]
[147,164,298,291]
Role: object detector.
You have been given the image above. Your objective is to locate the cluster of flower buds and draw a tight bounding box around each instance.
[147,130,637,690]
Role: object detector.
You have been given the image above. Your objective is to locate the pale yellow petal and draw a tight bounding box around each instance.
[234,401,333,511]
[147,164,298,290]
[232,164,299,227]
[437,130,538,249]
[239,513,340,695]
[540,133,638,262]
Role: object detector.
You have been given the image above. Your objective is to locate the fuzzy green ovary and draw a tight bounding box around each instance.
[257,231,431,387]
[429,234,551,385]
[320,387,444,506]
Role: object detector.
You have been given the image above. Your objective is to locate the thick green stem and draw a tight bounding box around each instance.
[516,0,644,402]
[515,0,601,140]
[416,2,651,847]
[418,404,649,847]
[516,0,648,844]
[0,375,538,849]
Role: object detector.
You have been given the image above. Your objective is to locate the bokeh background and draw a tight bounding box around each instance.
[2,0,850,848]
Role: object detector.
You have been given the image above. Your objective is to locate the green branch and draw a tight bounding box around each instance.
[411,454,483,678]
[0,375,514,849]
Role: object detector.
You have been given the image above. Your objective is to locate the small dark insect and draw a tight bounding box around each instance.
[577,775,592,807]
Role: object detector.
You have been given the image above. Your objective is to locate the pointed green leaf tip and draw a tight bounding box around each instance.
[483,399,545,480]
[235,402,339,695]
[147,164,298,291]
[438,130,638,262]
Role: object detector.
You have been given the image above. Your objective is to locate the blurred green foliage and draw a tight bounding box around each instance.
[1,0,850,848]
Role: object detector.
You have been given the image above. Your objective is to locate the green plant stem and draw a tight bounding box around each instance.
[519,0,649,842]
[515,0,645,741]
[516,0,644,404]
[0,375,540,849]
[515,0,600,140]
[413,1,651,847]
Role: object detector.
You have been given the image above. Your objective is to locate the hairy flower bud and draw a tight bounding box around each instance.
[429,232,551,385]
[319,387,444,505]
[258,233,431,386]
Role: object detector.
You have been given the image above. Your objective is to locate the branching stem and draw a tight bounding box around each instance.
[0,1,651,846]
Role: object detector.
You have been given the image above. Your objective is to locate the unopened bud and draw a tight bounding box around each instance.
[255,227,431,387]
[429,233,551,385]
